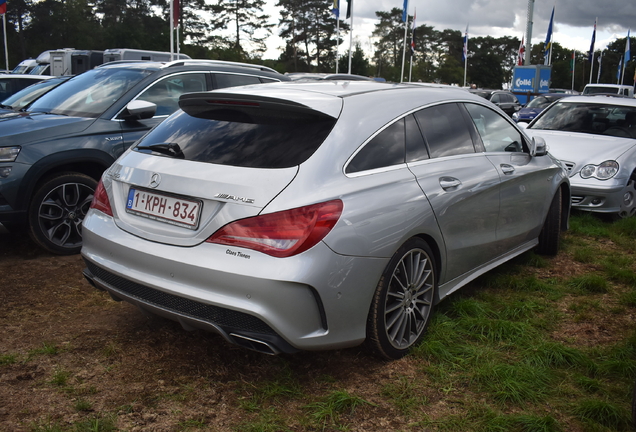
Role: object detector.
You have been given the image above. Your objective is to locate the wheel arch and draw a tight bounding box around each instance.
[16,149,115,212]
[559,182,571,232]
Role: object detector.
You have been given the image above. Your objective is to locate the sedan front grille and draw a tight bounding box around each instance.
[571,195,584,204]
[84,261,277,335]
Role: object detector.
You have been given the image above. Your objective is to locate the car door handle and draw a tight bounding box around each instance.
[439,177,461,190]
[500,164,515,175]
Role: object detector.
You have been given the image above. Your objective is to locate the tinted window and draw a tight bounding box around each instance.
[464,103,525,152]
[137,73,207,116]
[346,119,405,173]
[215,74,262,89]
[133,108,336,169]
[405,114,428,162]
[414,104,475,158]
[490,93,501,103]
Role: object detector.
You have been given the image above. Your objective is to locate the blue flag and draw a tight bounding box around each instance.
[625,29,631,63]
[588,19,596,63]
[402,0,408,22]
[544,6,554,65]
[332,0,339,18]
[462,25,468,62]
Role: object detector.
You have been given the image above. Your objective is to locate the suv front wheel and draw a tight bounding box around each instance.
[28,172,97,255]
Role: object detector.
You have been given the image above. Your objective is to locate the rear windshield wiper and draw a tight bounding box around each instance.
[135,143,185,159]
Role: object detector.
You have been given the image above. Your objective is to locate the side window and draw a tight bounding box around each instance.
[490,93,501,104]
[405,114,429,162]
[414,103,476,158]
[346,118,405,174]
[214,74,262,89]
[137,73,207,116]
[464,103,526,153]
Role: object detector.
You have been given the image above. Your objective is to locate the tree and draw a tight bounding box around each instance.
[209,0,273,57]
[338,43,369,76]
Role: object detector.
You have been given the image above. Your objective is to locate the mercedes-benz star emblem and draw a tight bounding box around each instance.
[149,173,161,188]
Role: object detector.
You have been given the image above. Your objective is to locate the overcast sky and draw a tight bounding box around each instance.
[260,0,636,58]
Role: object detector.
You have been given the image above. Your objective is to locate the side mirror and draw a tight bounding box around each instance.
[120,100,156,121]
[529,136,548,157]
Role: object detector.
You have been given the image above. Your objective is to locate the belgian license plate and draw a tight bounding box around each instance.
[126,188,201,229]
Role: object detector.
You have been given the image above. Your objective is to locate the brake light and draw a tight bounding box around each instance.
[206,200,343,258]
[90,179,113,217]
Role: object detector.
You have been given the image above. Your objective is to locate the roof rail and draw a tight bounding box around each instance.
[162,59,279,74]
[96,60,161,68]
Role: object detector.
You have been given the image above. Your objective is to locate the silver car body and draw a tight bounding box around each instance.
[81,82,569,355]
[523,95,636,217]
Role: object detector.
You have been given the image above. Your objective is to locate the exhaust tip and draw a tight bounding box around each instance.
[229,333,279,355]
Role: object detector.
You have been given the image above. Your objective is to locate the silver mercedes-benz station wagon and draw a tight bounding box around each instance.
[81,81,570,359]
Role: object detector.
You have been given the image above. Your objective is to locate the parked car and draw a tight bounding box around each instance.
[469,89,522,117]
[0,74,52,101]
[286,72,374,81]
[521,95,636,218]
[0,60,290,252]
[81,81,570,359]
[512,93,570,123]
[0,75,71,115]
[582,83,634,98]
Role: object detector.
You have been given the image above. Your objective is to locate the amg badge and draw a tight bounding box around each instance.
[214,193,255,204]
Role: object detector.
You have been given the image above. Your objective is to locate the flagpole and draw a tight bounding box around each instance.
[571,50,575,91]
[335,15,340,73]
[589,18,596,84]
[409,56,413,82]
[463,26,468,87]
[169,0,174,61]
[2,13,7,72]
[348,1,353,74]
[400,20,407,82]
[620,30,630,85]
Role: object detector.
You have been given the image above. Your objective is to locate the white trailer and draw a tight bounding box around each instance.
[103,49,191,63]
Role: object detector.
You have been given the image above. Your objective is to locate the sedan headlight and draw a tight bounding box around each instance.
[0,146,21,162]
[580,160,619,180]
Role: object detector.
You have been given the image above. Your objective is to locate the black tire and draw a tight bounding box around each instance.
[535,187,562,256]
[28,172,97,255]
[366,238,436,360]
[617,176,636,219]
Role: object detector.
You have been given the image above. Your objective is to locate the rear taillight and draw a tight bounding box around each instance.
[90,179,113,217]
[206,200,343,258]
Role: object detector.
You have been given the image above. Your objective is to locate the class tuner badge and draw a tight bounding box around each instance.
[214,193,255,204]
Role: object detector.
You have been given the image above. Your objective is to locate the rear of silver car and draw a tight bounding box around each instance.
[82,82,569,357]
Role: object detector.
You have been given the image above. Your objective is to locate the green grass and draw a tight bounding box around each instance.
[26,342,60,361]
[0,353,17,365]
[573,399,631,430]
[567,275,609,294]
[50,368,70,387]
[304,390,374,428]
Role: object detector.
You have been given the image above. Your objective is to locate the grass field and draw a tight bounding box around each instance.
[4,211,635,432]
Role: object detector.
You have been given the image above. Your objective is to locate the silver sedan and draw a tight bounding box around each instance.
[81,81,570,359]
[522,95,636,218]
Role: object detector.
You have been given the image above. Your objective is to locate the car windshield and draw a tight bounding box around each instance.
[0,78,65,110]
[530,101,636,138]
[27,67,153,118]
[526,96,553,109]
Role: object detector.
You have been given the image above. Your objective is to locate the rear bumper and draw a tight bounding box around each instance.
[81,210,389,354]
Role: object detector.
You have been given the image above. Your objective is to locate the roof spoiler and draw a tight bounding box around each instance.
[178,92,336,121]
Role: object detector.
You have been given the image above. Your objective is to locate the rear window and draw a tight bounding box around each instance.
[133,108,336,168]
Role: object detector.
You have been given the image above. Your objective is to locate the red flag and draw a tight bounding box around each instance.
[0,0,7,15]
[172,0,179,28]
[517,36,525,66]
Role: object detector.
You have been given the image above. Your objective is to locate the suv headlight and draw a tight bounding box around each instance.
[0,146,21,162]
[580,160,619,180]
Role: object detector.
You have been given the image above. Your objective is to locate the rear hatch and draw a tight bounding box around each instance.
[107,90,341,247]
